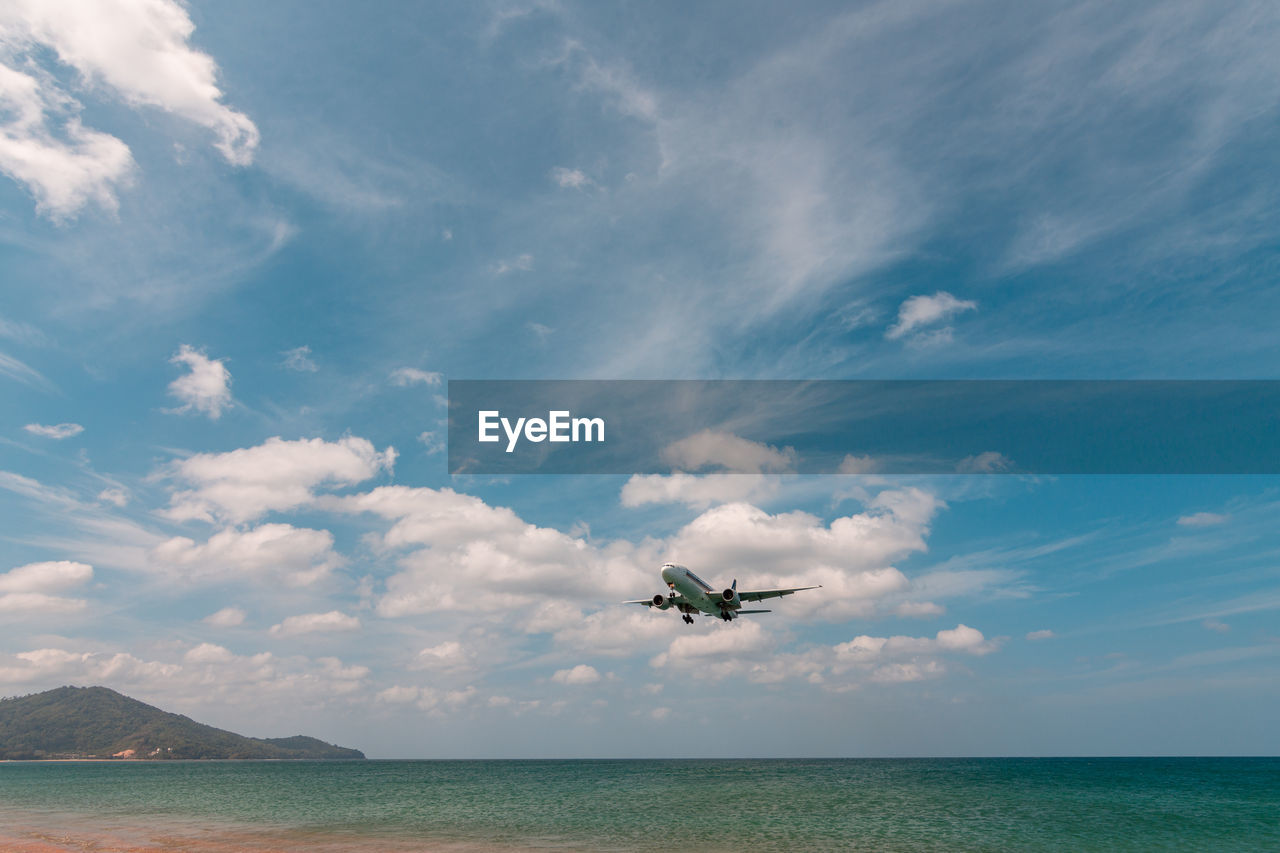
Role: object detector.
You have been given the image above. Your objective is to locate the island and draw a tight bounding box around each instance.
[0,686,364,760]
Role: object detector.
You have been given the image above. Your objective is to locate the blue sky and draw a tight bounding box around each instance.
[1,0,1278,757]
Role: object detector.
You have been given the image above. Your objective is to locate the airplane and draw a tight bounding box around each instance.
[626,562,821,624]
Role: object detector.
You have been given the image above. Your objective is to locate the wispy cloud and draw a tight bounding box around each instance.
[280,346,318,373]
[389,367,442,387]
[24,422,83,440]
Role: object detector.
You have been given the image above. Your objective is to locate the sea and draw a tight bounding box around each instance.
[0,758,1277,851]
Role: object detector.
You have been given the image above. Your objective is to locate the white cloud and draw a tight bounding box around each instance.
[415,641,469,671]
[620,473,776,508]
[389,367,442,387]
[661,430,796,474]
[551,664,601,685]
[894,601,944,618]
[885,292,977,340]
[151,524,342,586]
[268,610,360,636]
[377,685,422,705]
[493,253,534,274]
[97,487,129,507]
[0,560,92,592]
[184,642,234,664]
[23,422,84,440]
[0,560,93,615]
[280,346,318,373]
[1177,512,1229,527]
[1026,629,1055,641]
[551,609,681,658]
[323,484,653,619]
[167,345,232,419]
[0,592,89,615]
[935,624,993,654]
[416,431,445,455]
[837,454,880,475]
[0,644,368,709]
[203,606,246,627]
[0,0,258,219]
[650,620,773,671]
[164,435,396,524]
[661,489,940,619]
[550,166,593,188]
[956,452,1014,474]
[0,61,135,219]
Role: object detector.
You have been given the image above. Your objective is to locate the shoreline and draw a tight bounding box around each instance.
[0,814,517,853]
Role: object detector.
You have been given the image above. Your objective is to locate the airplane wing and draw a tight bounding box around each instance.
[737,585,821,602]
[623,594,687,607]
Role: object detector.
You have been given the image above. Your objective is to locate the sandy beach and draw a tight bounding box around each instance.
[0,817,509,853]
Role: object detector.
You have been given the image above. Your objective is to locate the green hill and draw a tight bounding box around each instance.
[0,686,365,760]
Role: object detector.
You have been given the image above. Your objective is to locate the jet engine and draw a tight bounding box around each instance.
[721,588,740,608]
[651,594,672,610]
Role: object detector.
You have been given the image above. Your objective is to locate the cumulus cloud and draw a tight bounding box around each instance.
[184,642,234,664]
[661,430,797,474]
[650,620,773,670]
[322,484,654,620]
[777,624,998,687]
[389,367,442,387]
[23,422,84,440]
[268,610,360,636]
[164,435,396,524]
[620,472,776,508]
[0,61,135,219]
[167,345,232,419]
[885,292,976,341]
[660,488,941,620]
[0,560,92,614]
[0,0,258,218]
[0,644,368,708]
[203,606,246,627]
[551,664,601,685]
[1177,512,1229,527]
[151,524,342,586]
[836,454,880,475]
[280,346,318,373]
[415,641,470,672]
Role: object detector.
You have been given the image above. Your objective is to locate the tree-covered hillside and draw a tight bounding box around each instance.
[0,686,364,760]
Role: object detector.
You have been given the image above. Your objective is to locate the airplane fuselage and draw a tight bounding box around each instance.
[660,562,724,616]
[630,563,818,624]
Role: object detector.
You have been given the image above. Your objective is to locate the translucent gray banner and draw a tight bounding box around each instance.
[446,380,1280,475]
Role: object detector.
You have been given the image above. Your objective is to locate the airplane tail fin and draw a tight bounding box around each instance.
[732,578,737,591]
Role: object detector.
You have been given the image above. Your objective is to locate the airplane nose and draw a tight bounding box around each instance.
[660,565,674,584]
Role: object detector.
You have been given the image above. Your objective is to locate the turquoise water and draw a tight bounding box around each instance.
[1,758,1277,851]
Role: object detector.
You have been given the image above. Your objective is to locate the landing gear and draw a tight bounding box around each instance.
[682,614,694,624]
